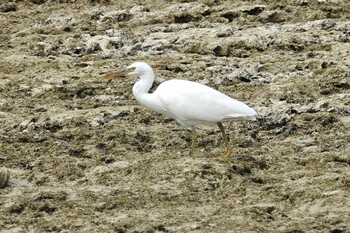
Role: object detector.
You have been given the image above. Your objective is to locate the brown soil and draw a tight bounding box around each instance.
[1,0,349,232]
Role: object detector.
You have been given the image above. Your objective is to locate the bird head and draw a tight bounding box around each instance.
[100,62,153,81]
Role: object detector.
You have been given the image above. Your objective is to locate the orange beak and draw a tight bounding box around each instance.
[100,70,129,81]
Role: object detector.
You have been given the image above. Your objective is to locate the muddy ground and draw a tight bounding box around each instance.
[1,0,350,232]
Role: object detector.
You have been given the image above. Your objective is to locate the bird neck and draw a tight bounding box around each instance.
[132,73,154,103]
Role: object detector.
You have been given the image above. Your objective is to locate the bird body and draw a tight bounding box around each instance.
[135,79,256,130]
[101,62,256,158]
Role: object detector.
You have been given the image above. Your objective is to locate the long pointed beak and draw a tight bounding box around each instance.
[100,70,129,81]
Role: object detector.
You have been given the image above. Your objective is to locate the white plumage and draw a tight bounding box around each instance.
[101,62,256,158]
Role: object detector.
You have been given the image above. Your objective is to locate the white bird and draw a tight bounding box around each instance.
[101,62,256,158]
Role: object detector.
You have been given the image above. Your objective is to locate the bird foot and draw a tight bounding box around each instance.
[220,147,233,159]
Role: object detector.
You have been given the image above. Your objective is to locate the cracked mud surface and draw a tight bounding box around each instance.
[1,0,350,232]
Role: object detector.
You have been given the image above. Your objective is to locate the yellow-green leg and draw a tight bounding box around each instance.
[217,122,233,159]
[189,130,198,156]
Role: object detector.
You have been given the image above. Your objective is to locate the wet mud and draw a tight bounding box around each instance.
[1,0,350,232]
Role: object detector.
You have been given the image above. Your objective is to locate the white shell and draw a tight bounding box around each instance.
[0,167,10,188]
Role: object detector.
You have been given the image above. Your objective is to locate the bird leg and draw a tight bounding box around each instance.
[217,122,233,159]
[189,129,197,156]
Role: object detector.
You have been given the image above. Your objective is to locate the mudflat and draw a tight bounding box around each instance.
[1,0,349,232]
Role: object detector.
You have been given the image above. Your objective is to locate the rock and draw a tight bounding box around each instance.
[321,19,336,30]
[297,0,309,6]
[36,42,58,57]
[43,13,76,26]
[0,3,17,12]
[292,138,315,148]
[241,5,265,15]
[89,9,104,20]
[101,10,133,23]
[130,5,150,13]
[64,30,132,57]
[0,167,10,188]
[220,11,239,22]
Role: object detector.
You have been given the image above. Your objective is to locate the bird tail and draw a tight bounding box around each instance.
[244,115,256,121]
[239,107,257,121]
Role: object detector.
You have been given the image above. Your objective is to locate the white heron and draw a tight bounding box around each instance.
[101,62,256,158]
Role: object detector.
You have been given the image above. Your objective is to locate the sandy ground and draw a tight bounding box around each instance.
[1,0,350,232]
